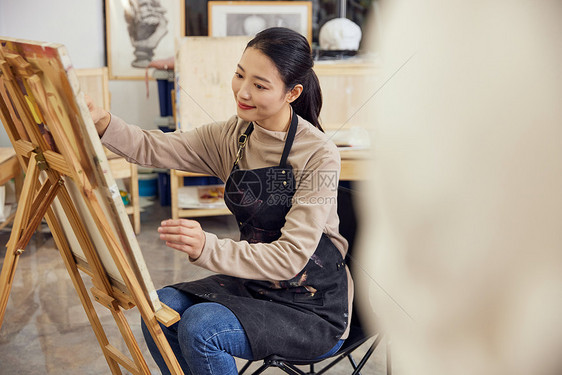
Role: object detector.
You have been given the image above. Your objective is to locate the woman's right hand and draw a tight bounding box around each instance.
[158,219,206,260]
[84,94,111,136]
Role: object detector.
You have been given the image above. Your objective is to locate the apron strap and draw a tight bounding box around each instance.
[233,122,255,168]
[232,108,298,169]
[279,110,298,168]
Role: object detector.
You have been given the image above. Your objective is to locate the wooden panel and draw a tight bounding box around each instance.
[314,60,380,131]
[176,36,251,130]
[74,67,111,110]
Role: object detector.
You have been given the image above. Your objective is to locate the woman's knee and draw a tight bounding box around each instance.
[157,287,194,314]
[144,287,194,340]
[177,303,244,349]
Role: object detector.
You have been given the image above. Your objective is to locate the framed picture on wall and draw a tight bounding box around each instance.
[105,0,185,80]
[208,1,312,42]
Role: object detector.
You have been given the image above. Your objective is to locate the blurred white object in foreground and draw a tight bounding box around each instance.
[356,1,562,375]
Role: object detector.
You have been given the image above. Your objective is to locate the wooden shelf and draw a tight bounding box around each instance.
[172,170,212,178]
[0,147,19,185]
[176,207,231,218]
[169,149,369,220]
[170,169,231,220]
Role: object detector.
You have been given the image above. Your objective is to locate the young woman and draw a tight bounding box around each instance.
[88,27,353,375]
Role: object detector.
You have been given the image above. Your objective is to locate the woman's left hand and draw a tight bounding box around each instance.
[158,219,206,259]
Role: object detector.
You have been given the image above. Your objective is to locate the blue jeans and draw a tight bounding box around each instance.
[141,287,345,374]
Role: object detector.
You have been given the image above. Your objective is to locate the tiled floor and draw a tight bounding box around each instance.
[0,199,388,374]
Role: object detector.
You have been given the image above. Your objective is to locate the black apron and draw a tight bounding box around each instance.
[171,111,349,359]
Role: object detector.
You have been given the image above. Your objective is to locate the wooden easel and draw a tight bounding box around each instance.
[0,39,183,374]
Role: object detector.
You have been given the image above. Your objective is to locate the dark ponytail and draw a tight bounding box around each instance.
[247,27,324,132]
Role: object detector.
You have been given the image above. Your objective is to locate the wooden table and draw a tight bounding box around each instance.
[0,147,22,229]
[339,149,370,181]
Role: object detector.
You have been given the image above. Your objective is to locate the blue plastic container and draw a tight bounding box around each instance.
[138,173,158,197]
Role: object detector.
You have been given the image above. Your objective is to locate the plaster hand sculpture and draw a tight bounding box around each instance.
[319,18,362,51]
[125,0,169,68]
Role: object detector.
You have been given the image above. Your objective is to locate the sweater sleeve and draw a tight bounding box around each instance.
[101,115,239,181]
[191,146,342,281]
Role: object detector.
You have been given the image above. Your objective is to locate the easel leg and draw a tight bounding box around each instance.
[0,155,62,329]
[44,209,124,374]
[141,310,185,374]
[0,156,40,329]
[110,304,151,374]
[0,240,21,330]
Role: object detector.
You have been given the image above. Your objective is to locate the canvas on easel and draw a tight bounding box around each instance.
[0,36,183,374]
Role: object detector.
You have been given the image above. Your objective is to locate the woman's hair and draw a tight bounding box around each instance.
[247,27,323,131]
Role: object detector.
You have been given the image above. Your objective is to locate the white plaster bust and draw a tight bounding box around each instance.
[319,18,362,51]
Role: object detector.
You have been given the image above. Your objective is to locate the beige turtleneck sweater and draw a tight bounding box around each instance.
[102,114,353,337]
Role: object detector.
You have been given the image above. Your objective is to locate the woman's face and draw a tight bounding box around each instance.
[232,47,294,131]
